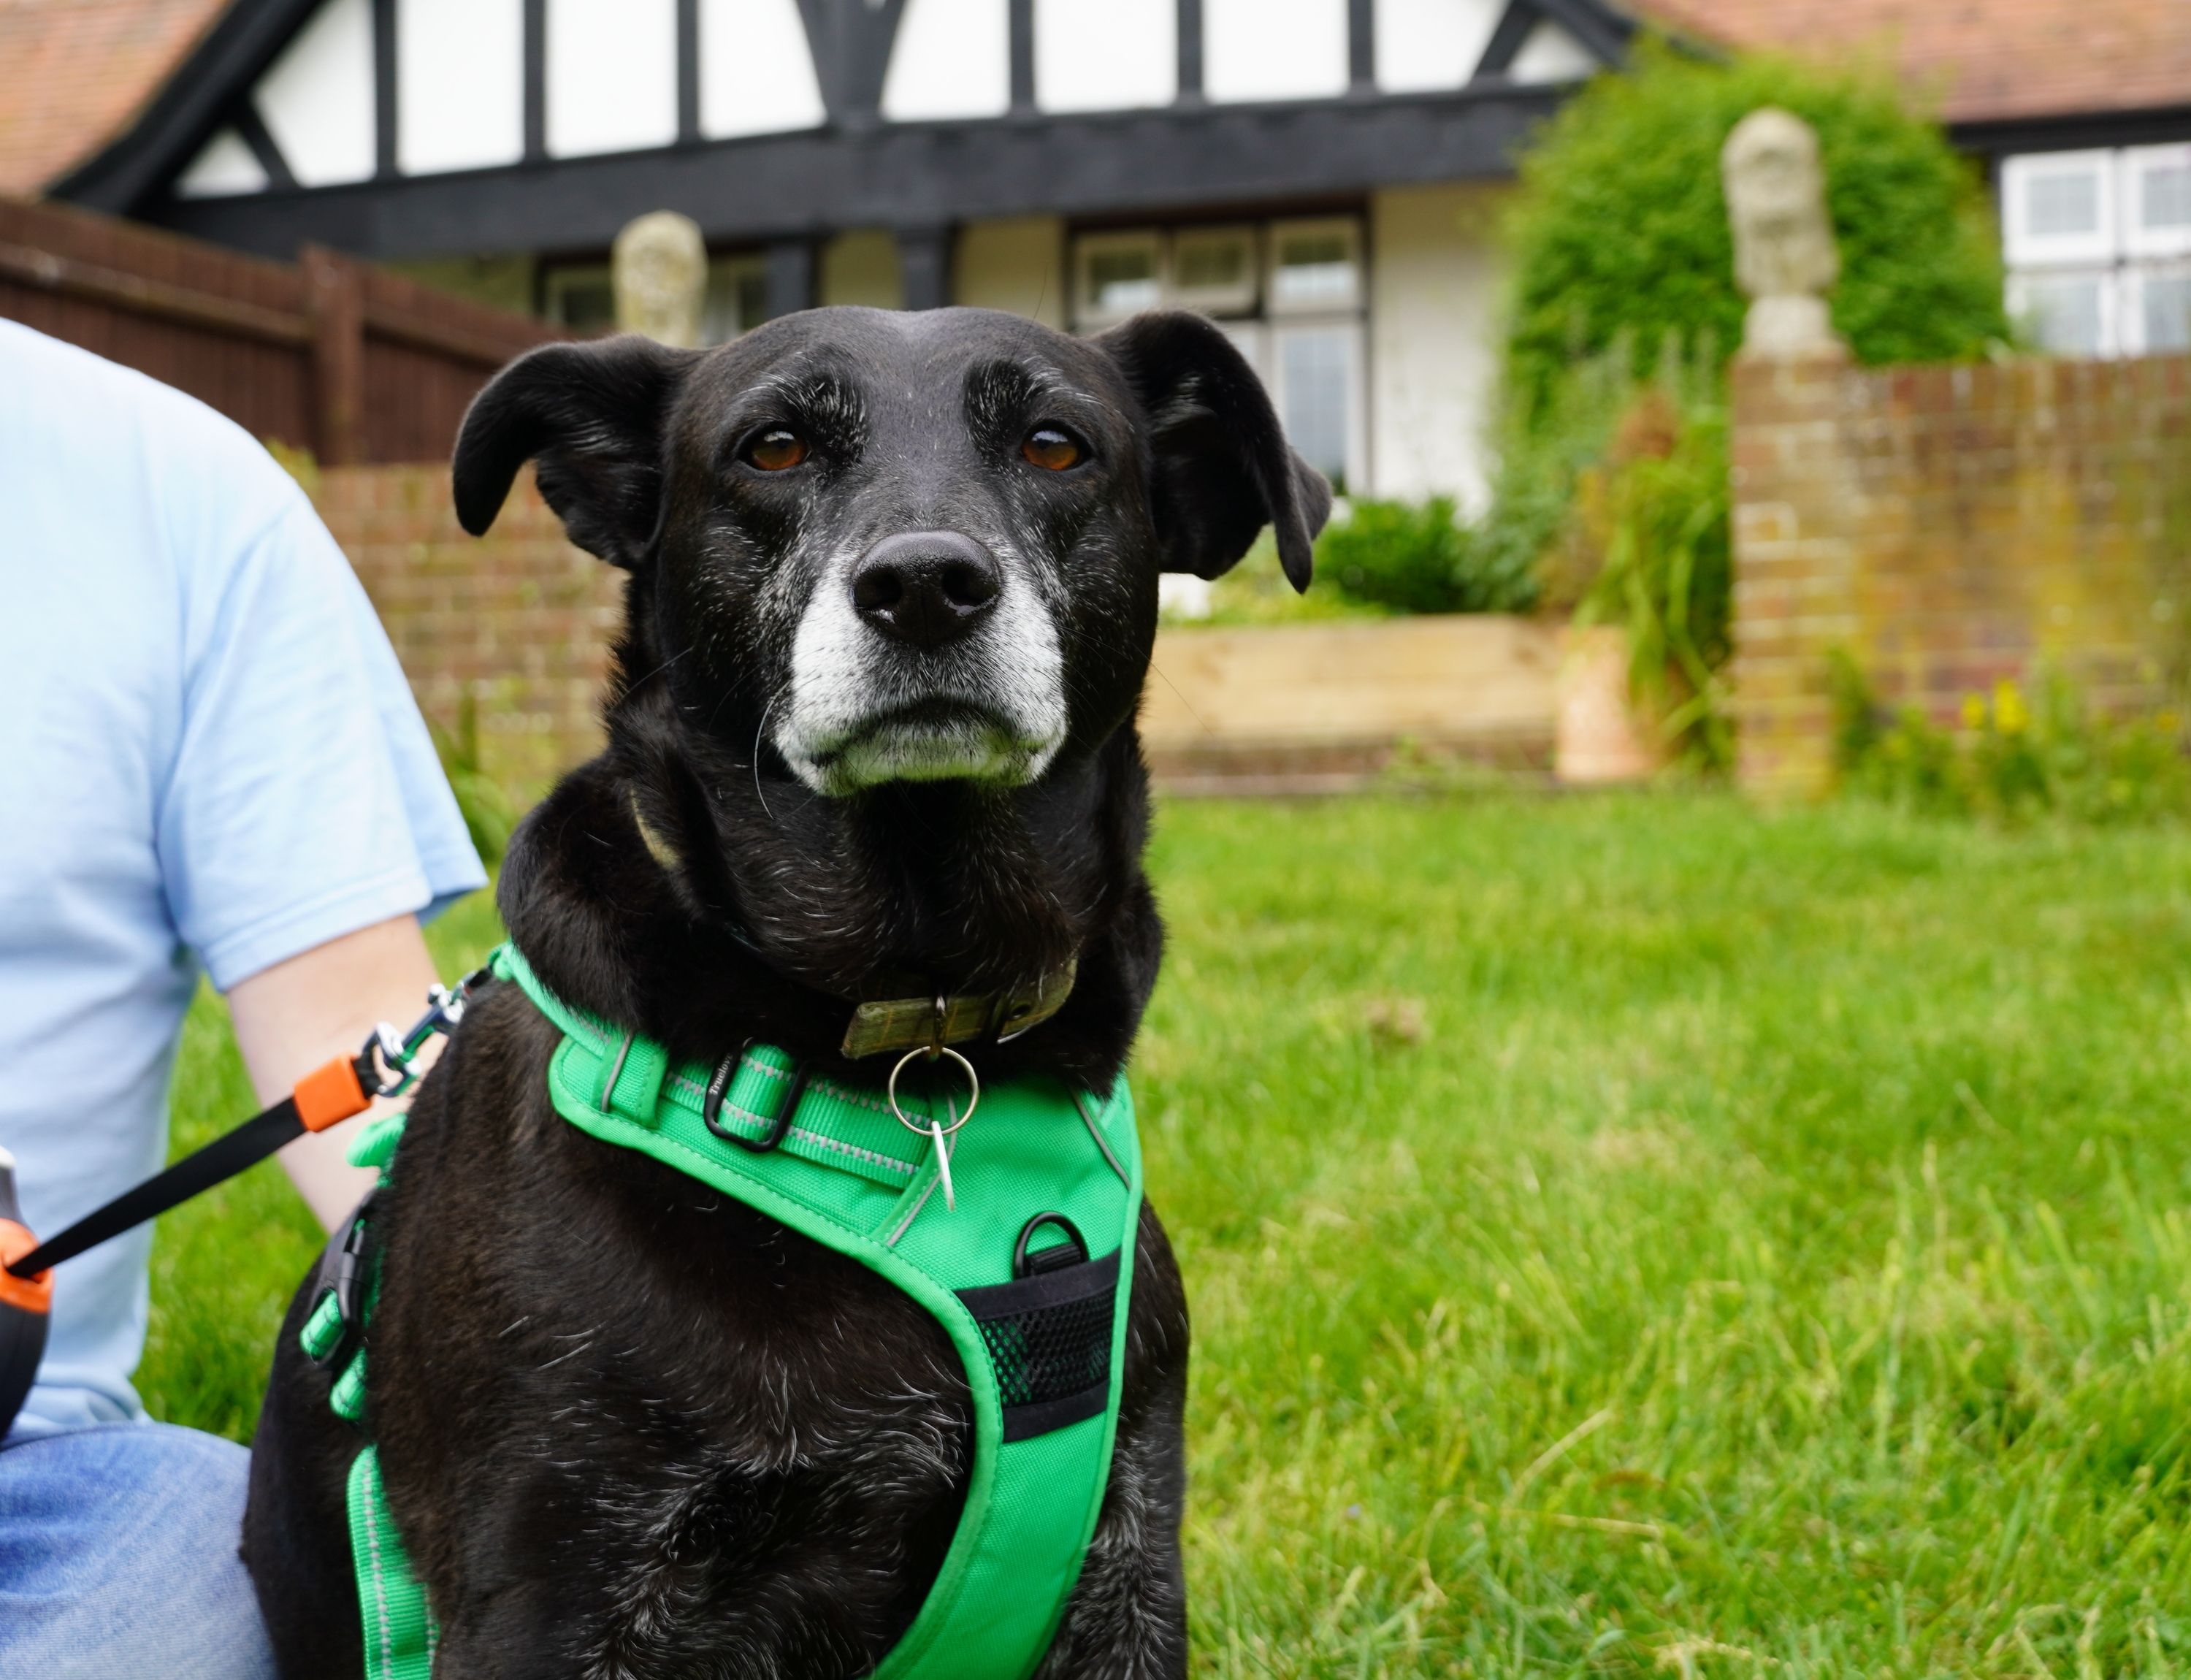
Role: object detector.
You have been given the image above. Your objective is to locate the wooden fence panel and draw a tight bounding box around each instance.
[0,197,563,465]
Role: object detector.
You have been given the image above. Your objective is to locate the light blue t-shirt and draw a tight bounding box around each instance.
[0,321,486,1435]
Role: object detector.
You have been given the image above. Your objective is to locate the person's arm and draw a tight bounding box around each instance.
[226,913,444,1232]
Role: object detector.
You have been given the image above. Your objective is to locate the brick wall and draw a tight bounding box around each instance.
[1731,352,2191,796]
[313,465,624,794]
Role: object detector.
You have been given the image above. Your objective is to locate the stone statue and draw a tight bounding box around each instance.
[1721,108,1845,359]
[613,210,707,348]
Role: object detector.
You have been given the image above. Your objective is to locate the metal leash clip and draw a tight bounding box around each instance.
[354,966,492,1100]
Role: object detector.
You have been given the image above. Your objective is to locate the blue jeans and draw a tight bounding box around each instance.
[0,1421,277,1679]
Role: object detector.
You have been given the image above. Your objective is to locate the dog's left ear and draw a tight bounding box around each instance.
[452,335,700,567]
[1094,310,1331,593]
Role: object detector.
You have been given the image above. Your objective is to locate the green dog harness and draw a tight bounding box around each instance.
[305,944,1143,1680]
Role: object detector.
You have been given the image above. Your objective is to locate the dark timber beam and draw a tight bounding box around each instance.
[524,0,547,161]
[1009,0,1035,115]
[1348,0,1374,93]
[229,101,297,191]
[1475,0,1539,77]
[150,83,1565,262]
[54,0,326,211]
[372,0,397,179]
[677,0,702,143]
[1532,0,1632,66]
[897,226,950,311]
[1176,0,1204,105]
[765,239,816,319]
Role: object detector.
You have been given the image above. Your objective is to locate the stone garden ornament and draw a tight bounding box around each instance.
[613,209,708,347]
[1722,108,1846,360]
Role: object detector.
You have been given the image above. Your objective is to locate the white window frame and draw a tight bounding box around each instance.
[1265,216,1363,316]
[2002,150,2117,268]
[2124,261,2191,356]
[2122,143,2191,260]
[1169,226,1261,318]
[2007,267,2119,359]
[1073,230,1165,328]
[542,263,617,335]
[1269,318,1368,495]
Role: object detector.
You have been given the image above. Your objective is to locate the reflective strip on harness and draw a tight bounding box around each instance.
[348,1446,437,1680]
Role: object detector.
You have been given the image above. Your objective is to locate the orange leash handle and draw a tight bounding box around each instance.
[294,1054,374,1134]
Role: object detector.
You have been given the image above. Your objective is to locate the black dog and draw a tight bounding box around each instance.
[243,305,1328,1679]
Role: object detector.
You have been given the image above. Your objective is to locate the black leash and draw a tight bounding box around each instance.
[5,971,486,1283]
[10,1099,321,1278]
[0,971,492,1442]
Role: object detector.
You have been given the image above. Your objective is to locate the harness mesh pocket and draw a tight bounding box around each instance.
[957,1248,1121,1442]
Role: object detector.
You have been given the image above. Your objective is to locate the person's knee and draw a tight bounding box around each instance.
[0,1421,275,1680]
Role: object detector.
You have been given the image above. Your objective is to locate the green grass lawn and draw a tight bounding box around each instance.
[142,794,2191,1676]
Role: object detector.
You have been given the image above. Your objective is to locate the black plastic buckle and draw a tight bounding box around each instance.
[703,1042,808,1156]
[308,1189,378,1372]
[1013,1212,1089,1279]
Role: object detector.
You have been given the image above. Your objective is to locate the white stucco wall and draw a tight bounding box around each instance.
[1367,181,1510,510]
[952,218,1068,329]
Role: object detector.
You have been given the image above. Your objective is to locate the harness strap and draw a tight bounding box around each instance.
[318,946,1141,1680]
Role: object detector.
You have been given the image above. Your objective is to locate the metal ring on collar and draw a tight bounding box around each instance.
[887,1045,979,1139]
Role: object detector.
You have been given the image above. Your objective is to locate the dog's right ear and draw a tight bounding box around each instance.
[452,335,700,567]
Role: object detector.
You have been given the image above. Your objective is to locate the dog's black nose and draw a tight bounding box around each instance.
[851,531,1002,649]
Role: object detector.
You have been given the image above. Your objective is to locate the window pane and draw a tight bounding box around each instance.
[1274,232,1355,307]
[1280,327,1353,486]
[546,268,617,335]
[2019,272,2106,356]
[1171,228,1258,314]
[705,258,770,342]
[2145,272,2191,353]
[2144,161,2191,232]
[2027,168,2101,239]
[1177,237,1248,292]
[1090,248,1160,314]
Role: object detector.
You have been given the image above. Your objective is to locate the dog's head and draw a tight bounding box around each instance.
[453,307,1328,796]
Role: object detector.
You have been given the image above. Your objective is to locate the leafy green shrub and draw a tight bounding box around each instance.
[1832,656,2191,825]
[1569,385,1733,769]
[1504,40,2010,426]
[1318,497,1538,615]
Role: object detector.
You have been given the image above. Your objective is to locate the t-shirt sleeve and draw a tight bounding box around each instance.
[158,479,487,993]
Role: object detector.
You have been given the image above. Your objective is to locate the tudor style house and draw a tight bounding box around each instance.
[10,0,1640,507]
[6,0,2190,500]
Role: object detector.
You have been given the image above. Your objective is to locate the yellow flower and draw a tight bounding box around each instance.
[1962,694,1987,731]
[1993,680,2028,736]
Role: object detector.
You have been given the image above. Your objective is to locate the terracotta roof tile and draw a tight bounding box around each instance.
[0,0,229,197]
[1627,0,2191,126]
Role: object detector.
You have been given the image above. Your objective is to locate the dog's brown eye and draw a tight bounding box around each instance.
[1021,427,1082,471]
[744,429,808,472]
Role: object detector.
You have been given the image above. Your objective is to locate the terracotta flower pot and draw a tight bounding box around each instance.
[1555,625,1664,784]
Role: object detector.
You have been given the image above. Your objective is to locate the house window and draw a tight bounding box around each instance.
[1071,216,1365,493]
[543,264,616,335]
[543,252,771,342]
[705,256,771,341]
[2002,145,2191,356]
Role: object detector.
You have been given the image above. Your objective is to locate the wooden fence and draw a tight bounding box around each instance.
[0,196,562,464]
